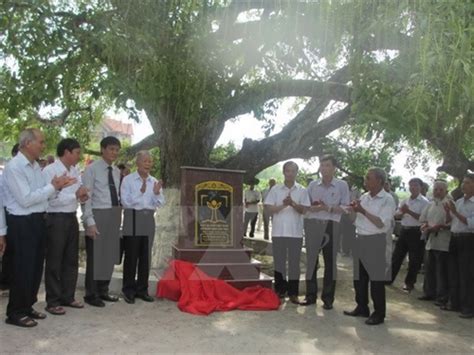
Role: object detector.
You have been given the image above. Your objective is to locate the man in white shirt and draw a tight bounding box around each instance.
[390,177,429,291]
[301,155,350,309]
[0,143,18,291]
[261,178,276,240]
[344,167,396,325]
[264,161,310,304]
[120,150,165,304]
[444,173,474,319]
[243,179,260,238]
[3,128,74,328]
[417,180,451,306]
[82,136,122,307]
[43,138,89,315]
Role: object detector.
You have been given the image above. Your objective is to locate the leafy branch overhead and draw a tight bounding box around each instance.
[0,0,471,184]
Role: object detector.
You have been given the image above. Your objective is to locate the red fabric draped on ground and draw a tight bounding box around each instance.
[156,260,280,315]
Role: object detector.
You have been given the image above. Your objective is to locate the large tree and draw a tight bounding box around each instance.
[0,0,471,185]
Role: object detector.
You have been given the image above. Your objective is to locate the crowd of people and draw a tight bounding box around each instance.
[0,128,472,329]
[0,128,164,328]
[258,156,474,325]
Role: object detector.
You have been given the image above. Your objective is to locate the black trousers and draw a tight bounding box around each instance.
[340,213,355,255]
[0,232,13,290]
[422,249,449,303]
[448,234,474,313]
[122,236,151,297]
[45,213,79,307]
[272,237,302,296]
[263,211,271,240]
[84,236,111,300]
[244,212,258,237]
[391,227,424,287]
[304,219,340,304]
[353,234,388,318]
[6,213,46,320]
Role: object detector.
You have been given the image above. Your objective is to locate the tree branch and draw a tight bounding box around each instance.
[122,133,160,158]
[32,107,92,127]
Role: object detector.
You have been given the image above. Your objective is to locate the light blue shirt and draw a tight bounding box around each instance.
[120,171,165,211]
[3,152,56,215]
[306,177,350,222]
[81,158,120,227]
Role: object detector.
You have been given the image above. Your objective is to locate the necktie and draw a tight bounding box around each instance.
[108,166,119,207]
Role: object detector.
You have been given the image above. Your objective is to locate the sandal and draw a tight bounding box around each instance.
[28,309,47,319]
[61,300,84,309]
[5,316,38,328]
[44,306,66,315]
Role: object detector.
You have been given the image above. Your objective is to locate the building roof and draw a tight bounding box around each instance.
[102,117,134,137]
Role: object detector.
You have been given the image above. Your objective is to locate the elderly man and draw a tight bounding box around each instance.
[264,161,310,304]
[390,177,429,291]
[301,155,350,309]
[344,168,396,325]
[0,143,19,291]
[417,180,452,306]
[82,136,122,307]
[43,138,89,315]
[3,128,74,327]
[120,151,165,304]
[444,173,474,318]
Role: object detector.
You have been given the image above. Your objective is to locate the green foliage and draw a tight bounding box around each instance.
[209,142,238,165]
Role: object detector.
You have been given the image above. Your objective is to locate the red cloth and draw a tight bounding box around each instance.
[156,260,280,315]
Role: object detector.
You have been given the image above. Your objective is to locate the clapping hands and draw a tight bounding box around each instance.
[51,172,77,190]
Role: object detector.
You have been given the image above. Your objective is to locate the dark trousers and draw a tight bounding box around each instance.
[353,234,388,318]
[422,249,449,303]
[244,212,258,237]
[263,211,271,240]
[391,227,424,287]
[45,213,79,307]
[448,234,474,313]
[84,236,111,300]
[0,233,13,289]
[6,213,46,320]
[340,213,355,255]
[122,236,151,297]
[304,219,340,304]
[272,237,302,296]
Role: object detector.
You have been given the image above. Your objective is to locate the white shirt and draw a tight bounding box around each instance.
[0,187,6,235]
[451,196,474,234]
[120,171,165,211]
[306,178,350,222]
[419,197,452,252]
[355,189,396,235]
[399,194,429,227]
[43,159,82,213]
[81,158,121,227]
[244,189,260,213]
[264,183,311,238]
[3,152,56,215]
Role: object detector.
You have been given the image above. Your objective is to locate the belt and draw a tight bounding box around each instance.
[357,233,385,238]
[401,226,420,230]
[47,212,76,216]
[452,233,474,238]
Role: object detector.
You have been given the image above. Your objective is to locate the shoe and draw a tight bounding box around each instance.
[365,314,385,325]
[44,306,66,316]
[61,300,84,309]
[403,284,414,292]
[5,316,37,328]
[418,295,434,301]
[322,302,333,310]
[276,291,287,299]
[288,295,300,304]
[459,312,474,319]
[299,298,316,306]
[28,309,47,320]
[440,304,460,312]
[343,307,370,317]
[122,294,135,304]
[100,294,119,302]
[434,301,447,307]
[84,298,105,307]
[136,294,154,302]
